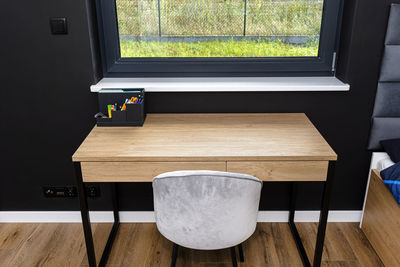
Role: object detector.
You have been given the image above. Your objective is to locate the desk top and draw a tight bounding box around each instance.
[72,113,337,162]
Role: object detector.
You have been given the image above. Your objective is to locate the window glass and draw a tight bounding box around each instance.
[116,0,324,58]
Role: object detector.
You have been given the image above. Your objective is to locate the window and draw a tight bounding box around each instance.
[95,0,343,76]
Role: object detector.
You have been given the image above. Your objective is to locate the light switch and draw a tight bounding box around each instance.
[50,17,68,35]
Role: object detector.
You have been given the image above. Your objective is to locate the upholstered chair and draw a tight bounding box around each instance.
[152,170,262,267]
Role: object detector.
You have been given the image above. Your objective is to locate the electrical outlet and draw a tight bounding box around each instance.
[86,185,100,198]
[43,186,77,198]
[43,185,100,198]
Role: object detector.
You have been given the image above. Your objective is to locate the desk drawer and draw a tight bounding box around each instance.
[81,162,226,182]
[227,161,328,182]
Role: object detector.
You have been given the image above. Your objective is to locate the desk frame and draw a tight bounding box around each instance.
[289,161,335,267]
[74,161,335,267]
[75,163,120,267]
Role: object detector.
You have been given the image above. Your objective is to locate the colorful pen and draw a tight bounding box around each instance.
[107,105,112,118]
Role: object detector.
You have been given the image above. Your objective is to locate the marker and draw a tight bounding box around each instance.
[107,105,112,118]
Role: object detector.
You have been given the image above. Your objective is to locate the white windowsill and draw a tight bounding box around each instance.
[90,77,350,92]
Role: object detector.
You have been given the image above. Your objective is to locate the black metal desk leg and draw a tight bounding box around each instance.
[313,161,336,267]
[111,183,120,222]
[288,161,336,267]
[98,183,120,267]
[75,164,120,267]
[74,162,97,267]
[289,182,311,267]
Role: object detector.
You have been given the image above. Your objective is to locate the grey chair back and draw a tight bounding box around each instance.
[152,170,262,250]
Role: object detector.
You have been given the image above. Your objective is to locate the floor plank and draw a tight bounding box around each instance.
[340,223,384,267]
[0,222,383,267]
[0,223,39,249]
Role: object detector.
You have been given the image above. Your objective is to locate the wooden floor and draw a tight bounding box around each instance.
[0,223,382,267]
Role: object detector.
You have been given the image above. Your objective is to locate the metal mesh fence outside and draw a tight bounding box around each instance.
[116,0,324,38]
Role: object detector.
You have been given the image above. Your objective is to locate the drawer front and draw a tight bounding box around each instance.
[227,161,328,182]
[81,162,226,182]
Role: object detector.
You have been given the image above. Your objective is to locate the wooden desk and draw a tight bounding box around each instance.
[73,113,337,267]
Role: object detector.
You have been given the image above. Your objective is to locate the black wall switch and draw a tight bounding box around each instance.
[50,17,68,34]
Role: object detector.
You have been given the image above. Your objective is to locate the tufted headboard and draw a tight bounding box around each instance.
[368,4,400,150]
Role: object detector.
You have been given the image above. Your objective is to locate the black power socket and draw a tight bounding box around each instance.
[43,186,77,198]
[86,185,100,198]
[43,186,100,198]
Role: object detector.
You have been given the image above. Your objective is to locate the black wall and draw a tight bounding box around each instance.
[1,0,398,211]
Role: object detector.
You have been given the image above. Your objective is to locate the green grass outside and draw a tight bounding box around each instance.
[120,39,319,57]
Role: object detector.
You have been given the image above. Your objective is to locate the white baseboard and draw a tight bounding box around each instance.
[0,211,155,223]
[256,210,362,223]
[0,210,362,223]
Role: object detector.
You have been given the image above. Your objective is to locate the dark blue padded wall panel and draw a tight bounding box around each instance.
[370,118,400,146]
[379,46,400,81]
[386,7,400,45]
[373,83,400,117]
[368,4,400,149]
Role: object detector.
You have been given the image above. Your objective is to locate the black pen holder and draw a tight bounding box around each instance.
[111,110,126,122]
[96,88,146,126]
